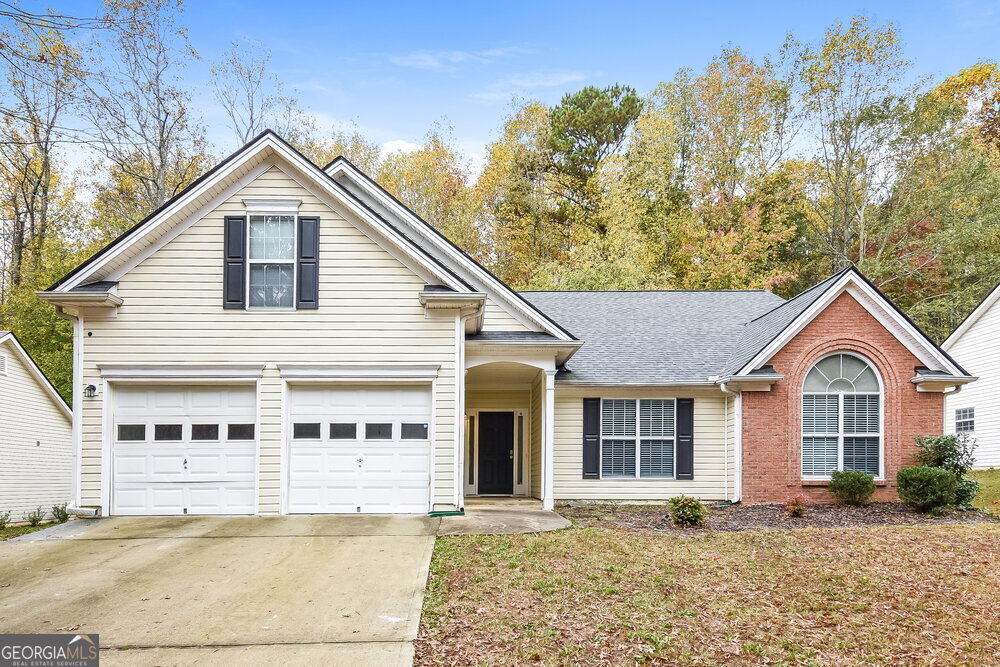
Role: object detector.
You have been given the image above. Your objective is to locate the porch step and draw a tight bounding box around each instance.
[464,497,543,510]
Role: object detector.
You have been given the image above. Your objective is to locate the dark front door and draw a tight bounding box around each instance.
[477,411,514,494]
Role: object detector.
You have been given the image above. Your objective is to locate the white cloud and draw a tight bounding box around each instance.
[380,139,422,158]
[472,71,588,104]
[390,46,529,71]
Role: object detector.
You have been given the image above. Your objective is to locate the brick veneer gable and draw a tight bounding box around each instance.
[741,291,943,503]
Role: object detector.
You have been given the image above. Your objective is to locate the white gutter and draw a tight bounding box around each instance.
[719,382,742,503]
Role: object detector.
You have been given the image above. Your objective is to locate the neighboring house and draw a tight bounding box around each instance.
[943,283,1000,468]
[0,331,73,520]
[37,131,975,516]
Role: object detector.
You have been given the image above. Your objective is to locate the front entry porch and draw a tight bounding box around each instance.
[462,360,555,510]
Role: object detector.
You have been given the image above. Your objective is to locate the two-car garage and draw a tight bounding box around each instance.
[110,384,432,516]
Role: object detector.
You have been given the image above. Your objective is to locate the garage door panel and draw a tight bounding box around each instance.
[112,385,257,516]
[288,386,431,514]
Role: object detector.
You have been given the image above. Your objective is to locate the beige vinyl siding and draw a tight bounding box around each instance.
[482,298,531,331]
[946,299,1000,467]
[80,162,458,513]
[553,385,733,501]
[0,340,72,519]
[466,390,528,412]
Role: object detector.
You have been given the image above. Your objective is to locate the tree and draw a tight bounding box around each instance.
[546,84,642,235]
[0,24,77,296]
[799,16,915,272]
[210,39,310,147]
[80,0,210,227]
[378,125,482,257]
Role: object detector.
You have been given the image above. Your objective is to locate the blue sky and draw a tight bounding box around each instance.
[60,0,1000,169]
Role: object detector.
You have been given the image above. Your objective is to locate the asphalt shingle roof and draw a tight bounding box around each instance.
[519,290,786,384]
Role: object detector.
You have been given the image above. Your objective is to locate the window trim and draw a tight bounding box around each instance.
[801,352,884,481]
[955,407,975,433]
[246,212,297,311]
[598,398,677,480]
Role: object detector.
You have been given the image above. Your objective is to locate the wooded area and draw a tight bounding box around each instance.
[2,2,999,401]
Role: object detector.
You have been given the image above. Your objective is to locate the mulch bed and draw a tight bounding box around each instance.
[559,501,1000,534]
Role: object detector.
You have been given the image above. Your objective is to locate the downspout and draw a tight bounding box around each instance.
[53,305,83,510]
[719,382,742,503]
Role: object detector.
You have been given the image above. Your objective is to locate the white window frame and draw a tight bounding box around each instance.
[599,398,677,480]
[801,352,883,481]
[246,212,297,311]
[955,407,975,433]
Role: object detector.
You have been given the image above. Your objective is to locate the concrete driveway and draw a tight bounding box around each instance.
[0,515,438,665]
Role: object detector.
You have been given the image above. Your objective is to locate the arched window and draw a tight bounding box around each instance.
[801,353,881,478]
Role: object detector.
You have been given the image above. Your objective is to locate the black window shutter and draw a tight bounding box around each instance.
[582,398,600,479]
[676,398,694,480]
[297,216,320,309]
[223,216,246,309]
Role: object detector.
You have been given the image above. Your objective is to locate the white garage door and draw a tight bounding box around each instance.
[288,385,431,514]
[112,385,257,515]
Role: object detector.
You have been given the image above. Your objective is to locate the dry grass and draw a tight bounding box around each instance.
[417,521,1000,665]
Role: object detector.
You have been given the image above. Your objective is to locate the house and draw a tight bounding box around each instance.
[0,331,73,520]
[37,131,975,516]
[943,283,1000,468]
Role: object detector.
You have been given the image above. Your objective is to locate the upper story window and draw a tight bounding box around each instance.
[955,407,975,433]
[248,215,295,308]
[801,353,882,479]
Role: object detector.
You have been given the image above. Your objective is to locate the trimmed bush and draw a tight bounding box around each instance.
[914,434,976,476]
[828,469,876,505]
[954,478,980,510]
[897,466,956,513]
[52,503,69,523]
[0,510,10,530]
[668,496,708,526]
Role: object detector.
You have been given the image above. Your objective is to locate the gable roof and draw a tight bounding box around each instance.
[943,281,1000,350]
[521,268,971,385]
[0,331,71,418]
[727,267,970,379]
[43,131,573,341]
[519,290,784,384]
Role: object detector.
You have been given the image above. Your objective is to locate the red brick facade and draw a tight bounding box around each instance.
[741,291,944,503]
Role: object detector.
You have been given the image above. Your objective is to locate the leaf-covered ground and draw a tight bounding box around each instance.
[417,520,1000,665]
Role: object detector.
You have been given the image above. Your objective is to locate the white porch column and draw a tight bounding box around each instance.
[542,369,556,510]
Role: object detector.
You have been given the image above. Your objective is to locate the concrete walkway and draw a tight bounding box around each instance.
[0,516,438,666]
[438,508,571,536]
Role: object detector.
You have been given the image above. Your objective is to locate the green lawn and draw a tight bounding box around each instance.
[417,522,1000,665]
[970,468,1000,511]
[0,522,53,541]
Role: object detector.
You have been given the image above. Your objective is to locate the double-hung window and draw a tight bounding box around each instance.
[600,398,675,478]
[248,214,295,308]
[802,353,881,478]
[955,407,975,433]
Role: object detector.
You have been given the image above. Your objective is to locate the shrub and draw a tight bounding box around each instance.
[0,510,10,530]
[914,434,976,476]
[24,506,45,527]
[668,496,708,526]
[897,466,957,513]
[52,503,69,523]
[828,469,876,505]
[783,496,806,518]
[954,478,980,510]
